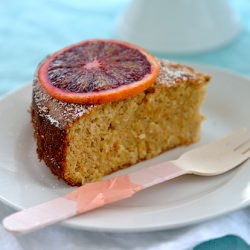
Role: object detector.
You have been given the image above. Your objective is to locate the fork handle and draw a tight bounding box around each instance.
[3,162,186,233]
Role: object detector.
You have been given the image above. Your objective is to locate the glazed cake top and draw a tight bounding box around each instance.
[32,59,210,129]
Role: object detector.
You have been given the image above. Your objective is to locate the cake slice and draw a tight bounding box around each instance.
[31,59,210,186]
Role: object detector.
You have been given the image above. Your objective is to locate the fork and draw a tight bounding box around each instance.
[3,128,250,234]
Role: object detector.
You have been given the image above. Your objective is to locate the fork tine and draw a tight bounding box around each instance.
[245,151,250,159]
[239,149,250,161]
[218,128,248,145]
[226,130,250,148]
[234,138,250,152]
[242,146,250,155]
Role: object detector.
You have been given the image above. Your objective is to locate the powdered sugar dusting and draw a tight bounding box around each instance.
[33,77,96,129]
[156,59,196,86]
[44,115,60,128]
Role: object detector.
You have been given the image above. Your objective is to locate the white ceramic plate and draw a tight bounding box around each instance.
[0,64,250,233]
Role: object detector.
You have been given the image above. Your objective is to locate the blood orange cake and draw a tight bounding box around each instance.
[31,39,210,186]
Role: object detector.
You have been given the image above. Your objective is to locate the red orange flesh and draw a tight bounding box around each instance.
[38,39,160,104]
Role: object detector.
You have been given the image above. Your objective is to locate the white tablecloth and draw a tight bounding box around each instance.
[1,204,250,250]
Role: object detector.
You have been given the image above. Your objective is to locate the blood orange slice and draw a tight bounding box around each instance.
[38,39,159,104]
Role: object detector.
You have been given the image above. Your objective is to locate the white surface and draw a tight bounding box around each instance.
[0,64,250,234]
[116,0,241,53]
[1,205,250,250]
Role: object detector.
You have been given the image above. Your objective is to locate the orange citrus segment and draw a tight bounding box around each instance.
[38,39,160,104]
